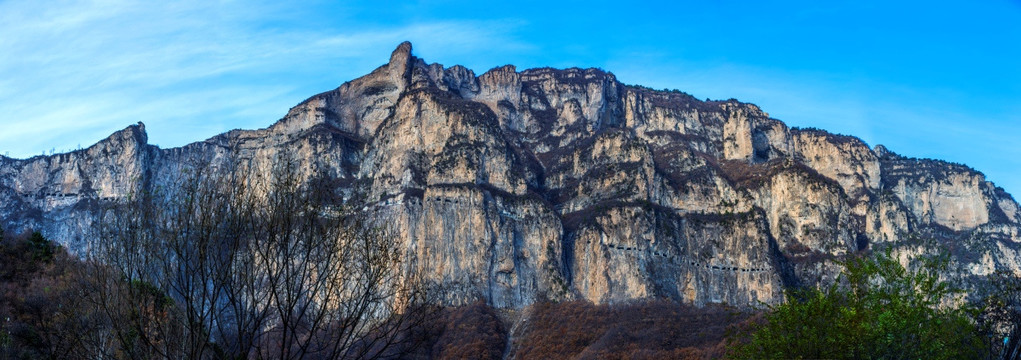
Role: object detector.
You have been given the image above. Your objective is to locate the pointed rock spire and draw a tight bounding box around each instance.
[106,121,148,145]
[390,41,412,67]
[388,41,413,86]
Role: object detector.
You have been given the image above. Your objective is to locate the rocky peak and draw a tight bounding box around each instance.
[478,65,520,93]
[82,121,150,163]
[873,144,891,158]
[389,41,413,66]
[439,65,479,98]
[388,41,414,87]
[101,121,148,147]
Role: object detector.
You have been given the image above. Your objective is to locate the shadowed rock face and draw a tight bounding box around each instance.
[1,42,1019,308]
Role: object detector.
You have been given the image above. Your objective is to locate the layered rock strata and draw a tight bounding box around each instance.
[2,42,1018,307]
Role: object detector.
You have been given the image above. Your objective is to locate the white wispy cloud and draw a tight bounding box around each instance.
[3,0,1018,198]
[0,0,526,157]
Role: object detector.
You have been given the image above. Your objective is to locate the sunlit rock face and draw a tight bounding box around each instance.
[2,42,1019,308]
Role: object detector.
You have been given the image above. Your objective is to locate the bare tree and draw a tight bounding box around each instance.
[982,270,1021,360]
[87,154,435,359]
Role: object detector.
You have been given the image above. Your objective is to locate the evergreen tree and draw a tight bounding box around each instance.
[27,231,53,262]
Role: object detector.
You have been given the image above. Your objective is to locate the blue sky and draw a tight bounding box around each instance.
[1,0,1019,196]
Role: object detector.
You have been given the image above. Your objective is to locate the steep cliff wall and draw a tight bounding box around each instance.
[2,42,1018,308]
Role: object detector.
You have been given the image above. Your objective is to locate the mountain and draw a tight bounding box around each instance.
[1,42,1018,308]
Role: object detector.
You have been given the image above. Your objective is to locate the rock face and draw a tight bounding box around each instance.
[2,42,1019,308]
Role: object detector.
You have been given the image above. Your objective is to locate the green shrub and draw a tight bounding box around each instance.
[731,249,986,359]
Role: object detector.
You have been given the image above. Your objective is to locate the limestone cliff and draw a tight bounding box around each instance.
[2,42,1018,308]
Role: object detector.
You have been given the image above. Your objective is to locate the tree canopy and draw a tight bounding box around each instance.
[732,249,987,359]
